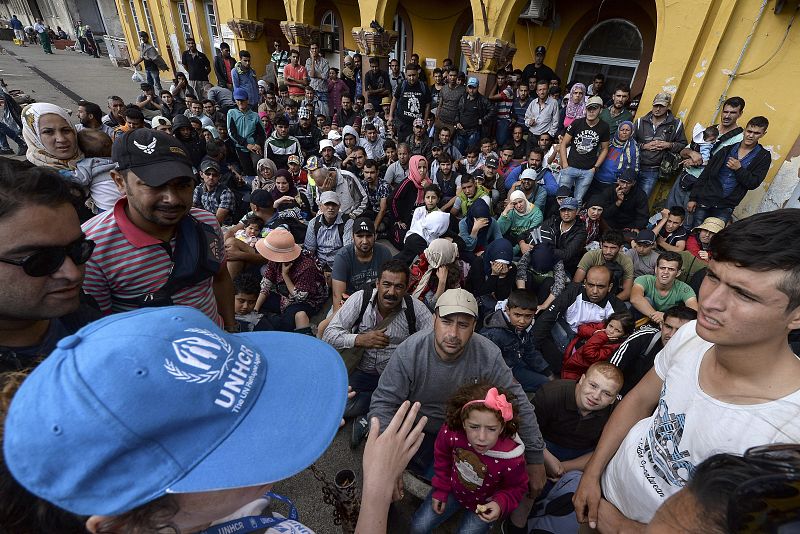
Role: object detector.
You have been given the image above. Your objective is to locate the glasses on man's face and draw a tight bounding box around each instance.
[0,236,95,277]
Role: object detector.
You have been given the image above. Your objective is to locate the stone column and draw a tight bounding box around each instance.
[279,21,319,64]
[351,27,398,70]
[226,19,264,41]
[459,36,516,97]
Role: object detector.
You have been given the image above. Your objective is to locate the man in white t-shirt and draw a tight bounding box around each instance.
[573,208,800,530]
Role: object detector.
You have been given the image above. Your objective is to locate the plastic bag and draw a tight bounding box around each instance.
[132,70,146,84]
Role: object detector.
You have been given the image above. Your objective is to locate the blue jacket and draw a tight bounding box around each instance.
[232,66,258,106]
[480,309,551,375]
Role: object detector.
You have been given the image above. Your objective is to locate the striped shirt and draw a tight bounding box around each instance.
[81,199,225,325]
[322,288,433,374]
[302,213,353,269]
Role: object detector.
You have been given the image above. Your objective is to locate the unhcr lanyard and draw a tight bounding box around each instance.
[198,493,299,534]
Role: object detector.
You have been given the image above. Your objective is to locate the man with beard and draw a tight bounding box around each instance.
[76,100,115,137]
[368,288,547,498]
[574,230,635,301]
[82,129,236,329]
[384,142,411,186]
[599,84,633,135]
[0,162,100,372]
[505,148,555,211]
[323,258,433,446]
[290,106,322,156]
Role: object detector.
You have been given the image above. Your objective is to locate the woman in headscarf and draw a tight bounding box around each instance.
[473,238,517,316]
[270,169,312,220]
[498,189,544,255]
[390,154,430,247]
[560,82,586,130]
[592,119,638,191]
[251,158,277,191]
[408,238,467,311]
[22,103,83,170]
[458,198,503,254]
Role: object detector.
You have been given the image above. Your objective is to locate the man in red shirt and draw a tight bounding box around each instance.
[283,49,308,103]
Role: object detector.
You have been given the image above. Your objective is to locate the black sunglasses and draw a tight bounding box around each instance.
[0,236,95,277]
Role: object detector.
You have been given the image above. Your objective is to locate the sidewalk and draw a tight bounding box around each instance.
[0,41,141,111]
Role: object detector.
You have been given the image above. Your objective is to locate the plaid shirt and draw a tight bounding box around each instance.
[362,179,391,213]
[193,184,235,224]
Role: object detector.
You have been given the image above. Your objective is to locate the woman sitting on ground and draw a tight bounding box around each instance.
[251,157,277,191]
[408,238,468,312]
[254,228,327,335]
[498,190,543,256]
[270,169,312,221]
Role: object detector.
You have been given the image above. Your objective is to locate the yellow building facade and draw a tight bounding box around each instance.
[115,0,800,215]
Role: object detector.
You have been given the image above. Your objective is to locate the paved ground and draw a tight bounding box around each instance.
[0,42,480,532]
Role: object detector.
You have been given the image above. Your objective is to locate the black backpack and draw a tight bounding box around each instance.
[353,285,417,335]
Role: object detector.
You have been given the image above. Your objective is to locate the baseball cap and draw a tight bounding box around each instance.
[298,107,311,119]
[199,159,220,173]
[520,168,537,181]
[467,77,479,88]
[413,117,424,127]
[353,217,375,235]
[653,92,672,106]
[560,197,579,210]
[381,97,392,106]
[3,306,347,516]
[435,288,478,318]
[287,154,301,165]
[485,155,499,168]
[233,88,249,101]
[319,191,341,205]
[535,45,546,55]
[694,217,725,234]
[304,155,321,171]
[635,229,656,245]
[112,129,194,186]
[364,103,374,111]
[257,79,268,90]
[586,96,604,109]
[150,115,171,128]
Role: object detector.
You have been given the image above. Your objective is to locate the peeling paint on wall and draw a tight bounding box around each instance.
[757,155,800,212]
[695,71,705,78]
[762,144,782,161]
[664,77,676,84]
[662,85,677,93]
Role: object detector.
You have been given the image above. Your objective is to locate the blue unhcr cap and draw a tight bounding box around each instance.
[3,306,348,516]
[560,197,579,210]
[233,87,249,101]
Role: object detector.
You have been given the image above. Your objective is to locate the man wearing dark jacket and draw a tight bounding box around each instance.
[453,76,493,154]
[600,168,649,232]
[541,197,588,277]
[289,107,322,156]
[533,265,626,372]
[633,92,686,197]
[688,116,771,226]
[181,37,212,99]
[213,42,236,89]
[171,114,207,169]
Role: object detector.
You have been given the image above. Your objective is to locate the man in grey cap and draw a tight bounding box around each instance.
[632,92,686,198]
[82,129,236,330]
[192,159,236,226]
[369,288,547,500]
[304,190,354,271]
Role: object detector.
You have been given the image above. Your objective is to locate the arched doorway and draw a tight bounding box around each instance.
[320,9,342,68]
[390,8,411,66]
[568,19,643,90]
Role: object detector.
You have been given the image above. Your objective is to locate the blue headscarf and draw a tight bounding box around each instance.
[483,238,513,274]
[611,120,639,173]
[466,200,492,243]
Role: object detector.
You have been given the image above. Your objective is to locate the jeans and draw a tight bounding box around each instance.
[636,167,660,198]
[0,121,24,150]
[511,363,551,393]
[344,369,380,418]
[495,119,511,146]
[545,439,594,462]
[146,69,162,92]
[455,129,481,156]
[558,167,595,205]
[692,205,734,227]
[665,179,693,230]
[551,320,576,355]
[410,492,493,534]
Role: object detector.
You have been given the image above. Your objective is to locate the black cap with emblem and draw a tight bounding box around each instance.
[112,129,195,187]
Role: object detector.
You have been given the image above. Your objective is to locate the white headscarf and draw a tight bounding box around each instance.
[21,103,84,170]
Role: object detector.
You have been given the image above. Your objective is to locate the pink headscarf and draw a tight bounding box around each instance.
[565,83,587,123]
[408,154,429,205]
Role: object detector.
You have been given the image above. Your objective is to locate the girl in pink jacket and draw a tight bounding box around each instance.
[410,383,528,533]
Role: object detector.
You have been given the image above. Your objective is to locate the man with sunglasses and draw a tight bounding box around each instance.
[0,162,100,372]
[81,129,237,331]
[573,209,800,532]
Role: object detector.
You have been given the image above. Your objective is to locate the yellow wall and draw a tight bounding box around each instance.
[399,0,469,69]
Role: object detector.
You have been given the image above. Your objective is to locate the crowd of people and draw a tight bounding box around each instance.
[0,33,798,534]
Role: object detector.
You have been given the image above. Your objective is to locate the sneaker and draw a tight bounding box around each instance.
[0,148,13,155]
[350,416,369,449]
